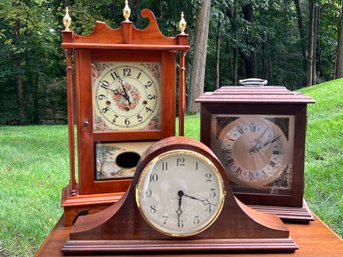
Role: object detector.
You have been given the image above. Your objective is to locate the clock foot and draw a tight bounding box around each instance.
[248,199,314,223]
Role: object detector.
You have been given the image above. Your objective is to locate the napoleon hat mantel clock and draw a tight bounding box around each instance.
[62,136,297,254]
[196,80,315,222]
[61,2,189,226]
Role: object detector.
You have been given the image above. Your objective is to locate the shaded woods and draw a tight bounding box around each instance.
[1,0,343,123]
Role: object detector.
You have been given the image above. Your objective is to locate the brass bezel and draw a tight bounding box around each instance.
[135,149,226,237]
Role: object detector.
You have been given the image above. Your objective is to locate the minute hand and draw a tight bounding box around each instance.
[184,194,215,207]
[261,135,282,149]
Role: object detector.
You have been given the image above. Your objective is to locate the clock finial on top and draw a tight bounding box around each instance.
[63,7,72,31]
[179,11,187,35]
[123,0,131,22]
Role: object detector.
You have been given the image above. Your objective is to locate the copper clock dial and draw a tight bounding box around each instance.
[212,115,294,190]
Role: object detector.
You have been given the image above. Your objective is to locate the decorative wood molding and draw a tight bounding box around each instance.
[62,9,190,49]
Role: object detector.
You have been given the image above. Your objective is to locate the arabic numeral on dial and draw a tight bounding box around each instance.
[136,72,142,80]
[145,107,153,113]
[125,118,130,126]
[209,188,216,198]
[112,115,118,123]
[176,157,185,166]
[162,215,168,224]
[102,107,109,113]
[145,189,152,198]
[110,70,120,80]
[137,114,143,123]
[149,173,158,182]
[150,205,156,214]
[148,94,156,100]
[205,205,213,213]
[144,81,152,89]
[205,172,212,182]
[193,216,200,224]
[97,94,106,100]
[178,220,184,229]
[123,67,131,76]
[100,80,110,89]
[161,161,168,171]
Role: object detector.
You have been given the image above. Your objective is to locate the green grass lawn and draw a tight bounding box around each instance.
[0,78,342,256]
[300,79,343,236]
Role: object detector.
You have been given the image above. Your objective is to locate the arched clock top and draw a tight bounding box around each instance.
[62,8,189,50]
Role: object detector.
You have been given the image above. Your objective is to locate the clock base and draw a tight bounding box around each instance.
[248,199,314,223]
[62,237,298,254]
[61,185,123,226]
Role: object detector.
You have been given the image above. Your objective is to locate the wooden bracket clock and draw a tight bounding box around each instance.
[196,82,315,222]
[61,2,189,226]
[62,136,298,254]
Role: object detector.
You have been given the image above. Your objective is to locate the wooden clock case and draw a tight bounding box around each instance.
[196,85,315,222]
[61,9,189,226]
[62,136,297,254]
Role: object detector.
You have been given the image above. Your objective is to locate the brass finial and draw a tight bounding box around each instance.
[63,7,72,31]
[123,0,131,22]
[179,12,187,35]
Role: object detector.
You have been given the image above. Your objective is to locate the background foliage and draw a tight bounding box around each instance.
[0,0,342,124]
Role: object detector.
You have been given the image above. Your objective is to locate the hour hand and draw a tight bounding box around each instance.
[121,84,132,105]
[176,191,184,229]
[110,89,125,96]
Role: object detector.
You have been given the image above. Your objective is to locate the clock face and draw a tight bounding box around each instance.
[135,150,225,237]
[92,62,161,132]
[211,115,294,191]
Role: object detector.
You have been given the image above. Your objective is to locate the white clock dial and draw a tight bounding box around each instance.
[135,150,225,237]
[92,62,161,131]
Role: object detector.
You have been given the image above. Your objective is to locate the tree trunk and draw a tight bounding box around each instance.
[312,4,319,84]
[307,1,315,86]
[335,0,343,78]
[215,18,221,89]
[15,61,25,121]
[242,4,256,78]
[233,47,238,85]
[228,5,238,85]
[13,1,25,122]
[243,55,256,78]
[187,0,211,113]
[293,0,307,62]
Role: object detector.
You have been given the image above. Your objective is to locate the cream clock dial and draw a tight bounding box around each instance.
[213,115,294,189]
[92,62,161,131]
[136,150,225,237]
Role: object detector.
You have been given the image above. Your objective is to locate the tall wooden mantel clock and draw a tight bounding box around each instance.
[61,2,189,226]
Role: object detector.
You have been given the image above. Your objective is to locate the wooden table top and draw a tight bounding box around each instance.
[35,214,343,257]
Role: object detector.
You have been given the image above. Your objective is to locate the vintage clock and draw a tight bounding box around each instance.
[62,136,297,254]
[196,83,315,222]
[61,2,189,225]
